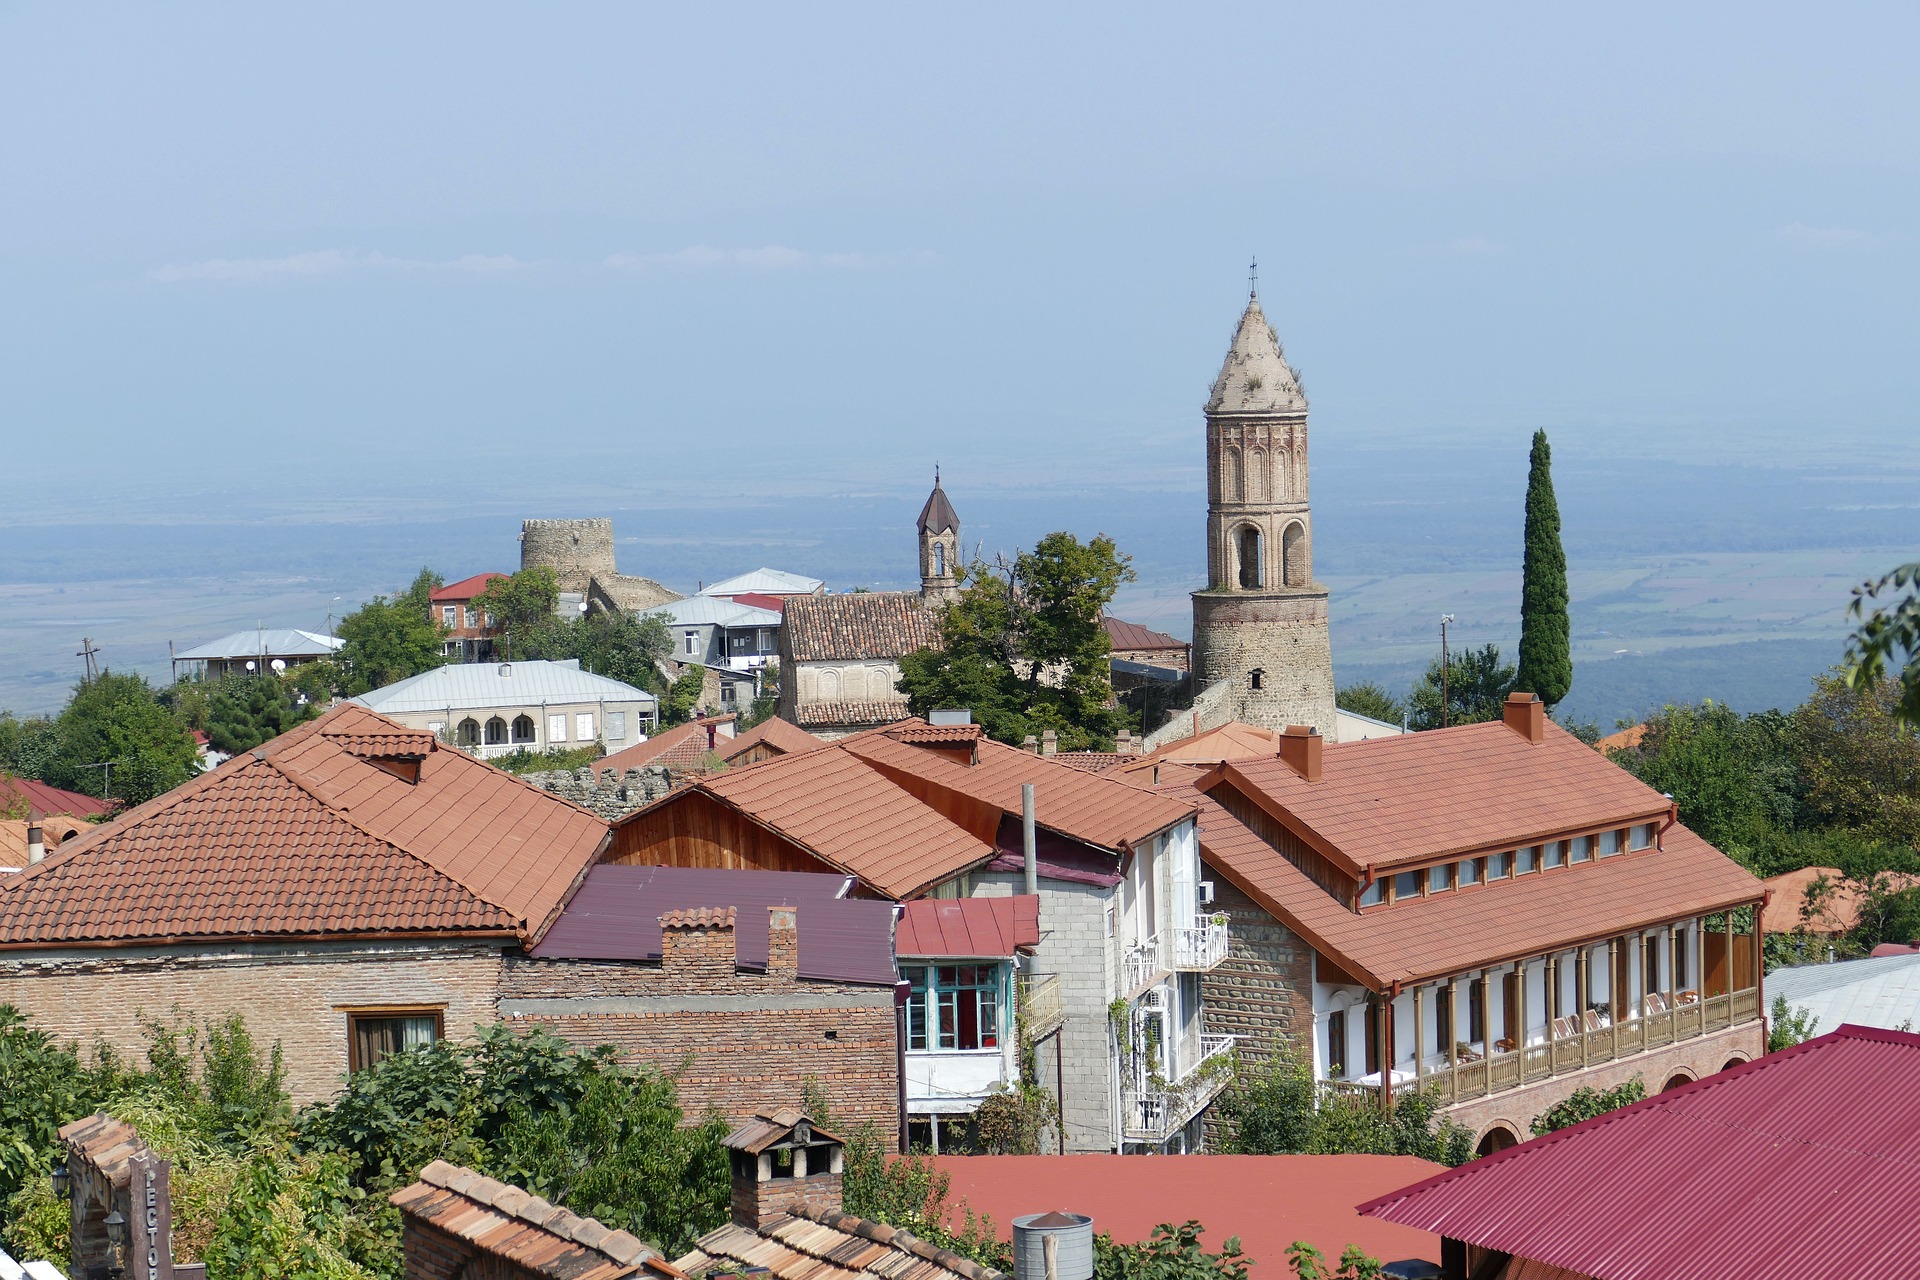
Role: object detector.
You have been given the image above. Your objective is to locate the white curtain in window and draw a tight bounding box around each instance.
[548,714,567,742]
[576,712,595,740]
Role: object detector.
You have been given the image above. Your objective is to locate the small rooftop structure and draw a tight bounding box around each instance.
[1769,952,1920,1035]
[717,717,825,766]
[595,714,736,777]
[351,659,657,716]
[700,568,826,599]
[172,627,343,679]
[1359,1024,1920,1280]
[389,1160,672,1280]
[1206,296,1305,415]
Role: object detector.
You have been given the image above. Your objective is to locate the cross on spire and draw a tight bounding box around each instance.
[1249,256,1258,300]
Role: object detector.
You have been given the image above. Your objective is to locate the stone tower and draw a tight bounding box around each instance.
[1189,290,1338,737]
[917,471,961,600]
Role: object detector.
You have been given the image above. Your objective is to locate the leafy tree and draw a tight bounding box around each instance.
[1768,996,1819,1053]
[46,672,200,805]
[474,567,561,646]
[1097,1222,1251,1280]
[1790,672,1920,848]
[1218,1048,1474,1167]
[900,532,1137,750]
[0,714,62,783]
[1335,683,1403,727]
[1286,1243,1381,1280]
[1608,700,1800,857]
[1843,560,1920,726]
[520,611,672,694]
[1406,644,1515,732]
[662,667,706,725]
[1514,430,1572,708]
[336,569,447,695]
[199,676,322,755]
[1528,1078,1644,1136]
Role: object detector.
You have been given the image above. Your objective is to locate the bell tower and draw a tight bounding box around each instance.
[918,469,961,600]
[1189,279,1337,737]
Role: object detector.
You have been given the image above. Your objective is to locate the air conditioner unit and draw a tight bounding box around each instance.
[1199,880,1215,906]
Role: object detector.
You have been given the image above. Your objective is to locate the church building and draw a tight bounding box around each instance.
[1188,286,1339,739]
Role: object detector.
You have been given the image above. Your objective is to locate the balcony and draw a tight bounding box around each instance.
[1123,939,1164,997]
[1020,973,1065,1039]
[1169,914,1230,971]
[1122,1032,1236,1145]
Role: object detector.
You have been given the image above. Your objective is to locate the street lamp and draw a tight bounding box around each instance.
[104,1207,129,1277]
[50,1160,70,1199]
[1439,615,1457,729]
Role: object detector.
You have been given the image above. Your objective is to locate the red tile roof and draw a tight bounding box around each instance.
[1184,783,1761,987]
[430,572,510,602]
[1101,615,1189,653]
[1594,722,1648,754]
[792,698,911,729]
[783,592,941,663]
[883,722,984,746]
[896,896,1040,958]
[0,775,113,821]
[597,716,737,776]
[1213,720,1674,875]
[718,717,825,763]
[934,1154,1443,1273]
[391,1160,665,1280]
[1360,1025,1920,1280]
[842,729,1194,855]
[0,704,608,948]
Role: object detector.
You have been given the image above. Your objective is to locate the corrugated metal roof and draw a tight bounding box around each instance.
[530,864,897,986]
[0,775,113,820]
[700,568,826,597]
[1101,615,1188,652]
[647,596,784,628]
[173,628,343,661]
[896,896,1039,958]
[1769,952,1920,1034]
[351,659,657,714]
[1359,1024,1920,1280]
[431,572,510,601]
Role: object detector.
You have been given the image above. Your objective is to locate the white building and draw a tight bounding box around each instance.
[350,659,657,758]
[647,596,784,672]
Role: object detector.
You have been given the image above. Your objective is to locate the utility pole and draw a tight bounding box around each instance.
[1440,614,1456,729]
[77,637,101,681]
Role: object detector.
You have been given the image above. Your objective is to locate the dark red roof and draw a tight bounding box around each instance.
[596,716,737,776]
[726,592,787,613]
[531,864,897,986]
[896,896,1039,958]
[0,775,113,821]
[1101,615,1188,653]
[1360,1024,1920,1280]
[430,572,509,602]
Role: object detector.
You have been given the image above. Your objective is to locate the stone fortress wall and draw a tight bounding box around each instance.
[520,519,620,595]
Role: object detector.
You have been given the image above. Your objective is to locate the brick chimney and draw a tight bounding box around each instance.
[661,907,738,983]
[1503,691,1546,744]
[1278,725,1323,782]
[1040,730,1058,757]
[767,905,798,980]
[726,1109,845,1230]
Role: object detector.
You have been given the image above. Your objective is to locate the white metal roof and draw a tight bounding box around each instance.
[647,596,783,628]
[174,628,344,661]
[349,659,657,714]
[698,567,824,597]
[1769,951,1920,1035]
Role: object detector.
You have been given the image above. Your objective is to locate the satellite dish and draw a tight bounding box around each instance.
[269,658,286,673]
[578,601,589,614]
[245,660,257,672]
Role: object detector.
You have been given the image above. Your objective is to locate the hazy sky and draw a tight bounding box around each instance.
[5,4,1919,512]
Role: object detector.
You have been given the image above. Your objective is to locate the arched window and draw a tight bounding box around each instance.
[511,715,536,743]
[933,542,947,576]
[455,718,481,747]
[1237,526,1263,589]
[1475,1125,1519,1157]
[1222,448,1243,503]
[1282,522,1307,587]
[819,669,840,699]
[484,717,508,745]
[1250,668,1265,691]
[1246,447,1267,502]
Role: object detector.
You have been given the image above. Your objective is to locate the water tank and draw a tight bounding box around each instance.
[1010,1212,1094,1280]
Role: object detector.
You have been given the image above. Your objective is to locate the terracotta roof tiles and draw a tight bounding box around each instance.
[597,717,737,776]
[783,593,941,664]
[720,718,826,763]
[678,1207,1002,1280]
[392,1161,666,1280]
[1101,616,1189,653]
[793,699,913,729]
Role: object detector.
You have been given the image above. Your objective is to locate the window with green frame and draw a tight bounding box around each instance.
[900,964,1002,1051]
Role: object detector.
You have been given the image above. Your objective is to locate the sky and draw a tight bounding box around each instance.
[5,3,1920,517]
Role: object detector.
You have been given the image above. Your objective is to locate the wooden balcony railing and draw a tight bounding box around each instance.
[1020,973,1065,1039]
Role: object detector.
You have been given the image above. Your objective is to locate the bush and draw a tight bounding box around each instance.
[1528,1078,1645,1136]
[1218,1048,1474,1167]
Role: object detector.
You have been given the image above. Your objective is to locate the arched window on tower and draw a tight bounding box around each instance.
[1246,447,1268,502]
[1250,668,1265,691]
[933,542,947,577]
[1282,522,1307,587]
[1222,448,1243,503]
[1237,526,1263,589]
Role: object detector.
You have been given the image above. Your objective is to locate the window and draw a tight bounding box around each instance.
[455,718,480,747]
[1326,1009,1348,1078]
[484,612,496,628]
[1433,985,1453,1054]
[1468,981,1486,1046]
[1672,930,1688,989]
[1460,858,1482,886]
[901,965,1001,1052]
[484,717,507,745]
[1632,823,1656,850]
[731,633,752,654]
[547,713,567,742]
[607,711,626,741]
[1359,878,1384,907]
[511,715,535,743]
[348,1008,442,1072]
[1599,829,1622,857]
[1237,526,1263,589]
[1250,668,1265,691]
[1486,851,1510,881]
[442,605,457,627]
[575,712,595,741]
[721,683,738,707]
[934,543,947,576]
[683,631,699,656]
[1545,842,1566,869]
[1644,936,1662,994]
[464,607,479,629]
[1518,846,1540,874]
[1571,835,1592,863]
[1393,871,1422,901]
[1428,864,1451,894]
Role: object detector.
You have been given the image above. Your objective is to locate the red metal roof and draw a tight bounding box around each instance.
[0,775,113,820]
[896,896,1039,958]
[1360,1024,1920,1280]
[430,572,510,602]
[934,1154,1442,1272]
[725,591,788,613]
[1100,615,1189,653]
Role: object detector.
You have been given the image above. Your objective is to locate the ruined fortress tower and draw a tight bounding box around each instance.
[1189,287,1338,738]
[519,518,680,613]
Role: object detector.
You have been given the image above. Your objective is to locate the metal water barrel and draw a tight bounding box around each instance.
[1010,1212,1094,1280]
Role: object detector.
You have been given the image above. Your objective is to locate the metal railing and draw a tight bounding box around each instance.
[1021,973,1065,1038]
[1123,938,1164,996]
[1169,914,1230,971]
[1122,1034,1236,1143]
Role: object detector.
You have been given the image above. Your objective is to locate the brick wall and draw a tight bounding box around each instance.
[0,941,506,1104]
[401,1217,538,1280]
[1200,868,1313,1066]
[499,909,898,1132]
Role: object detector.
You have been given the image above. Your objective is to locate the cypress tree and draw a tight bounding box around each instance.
[1515,429,1573,707]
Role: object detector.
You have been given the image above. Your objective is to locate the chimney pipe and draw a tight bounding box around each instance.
[26,824,45,865]
[1040,730,1058,757]
[1022,784,1038,896]
[1503,692,1546,744]
[1278,725,1323,782]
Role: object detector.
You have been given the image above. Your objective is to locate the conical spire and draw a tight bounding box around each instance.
[1206,295,1305,415]
[917,469,959,534]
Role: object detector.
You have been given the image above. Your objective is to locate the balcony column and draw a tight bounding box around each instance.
[1577,947,1590,1068]
[1413,986,1425,1087]
[1477,969,1493,1097]
[1543,954,1557,1076]
[1445,978,1459,1103]
[1606,937,1619,1056]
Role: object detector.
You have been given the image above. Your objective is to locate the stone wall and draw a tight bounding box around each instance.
[400,1216,537,1280]
[522,765,674,820]
[498,909,898,1132]
[520,519,619,595]
[1191,588,1337,738]
[1200,870,1313,1065]
[0,941,507,1103]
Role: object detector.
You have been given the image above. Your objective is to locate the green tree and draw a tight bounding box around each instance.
[900,532,1137,750]
[1513,430,1572,708]
[0,714,62,783]
[46,672,200,805]
[1844,560,1920,726]
[1528,1078,1644,1136]
[521,611,671,694]
[336,570,447,695]
[661,667,705,725]
[1286,1243,1381,1280]
[1768,996,1819,1053]
[1097,1222,1251,1280]
[1218,1048,1474,1167]
[200,676,323,755]
[474,568,562,654]
[1406,644,1515,732]
[1790,672,1920,848]
[1336,683,1403,726]
[1609,700,1800,858]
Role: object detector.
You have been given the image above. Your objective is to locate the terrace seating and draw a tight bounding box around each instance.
[1643,992,1668,1015]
